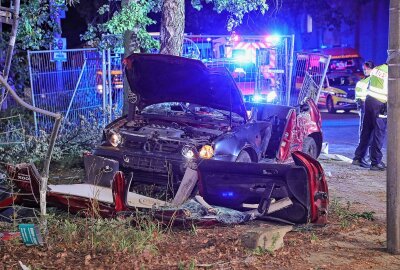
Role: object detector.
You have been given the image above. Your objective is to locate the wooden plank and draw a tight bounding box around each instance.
[243,197,293,214]
[172,167,198,206]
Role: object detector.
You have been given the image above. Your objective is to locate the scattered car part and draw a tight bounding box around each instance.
[198,151,329,224]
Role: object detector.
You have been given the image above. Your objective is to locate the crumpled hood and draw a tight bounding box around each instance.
[124,54,248,121]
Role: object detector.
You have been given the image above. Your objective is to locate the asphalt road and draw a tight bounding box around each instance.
[321,109,387,160]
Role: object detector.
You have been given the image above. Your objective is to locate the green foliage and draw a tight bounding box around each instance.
[0,112,102,169]
[80,0,160,51]
[48,213,163,253]
[81,0,268,51]
[192,0,268,31]
[0,0,72,95]
[330,198,375,228]
[17,0,62,50]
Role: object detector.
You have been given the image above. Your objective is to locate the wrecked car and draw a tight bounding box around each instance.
[86,54,323,188]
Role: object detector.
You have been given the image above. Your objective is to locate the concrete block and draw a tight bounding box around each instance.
[241,225,293,251]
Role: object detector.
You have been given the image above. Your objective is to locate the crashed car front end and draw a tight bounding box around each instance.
[91,104,270,186]
[87,53,271,187]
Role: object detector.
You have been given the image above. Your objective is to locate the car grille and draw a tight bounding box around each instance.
[125,156,170,173]
[124,140,181,153]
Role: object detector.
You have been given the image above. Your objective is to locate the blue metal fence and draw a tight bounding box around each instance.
[28,48,124,135]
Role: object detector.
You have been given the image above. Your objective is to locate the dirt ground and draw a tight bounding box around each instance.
[1,159,400,269]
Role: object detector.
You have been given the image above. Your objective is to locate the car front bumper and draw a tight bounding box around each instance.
[90,146,235,186]
[332,96,357,110]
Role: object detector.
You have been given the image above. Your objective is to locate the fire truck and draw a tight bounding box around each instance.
[185,33,295,105]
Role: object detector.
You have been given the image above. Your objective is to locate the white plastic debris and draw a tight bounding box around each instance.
[19,261,30,270]
[321,142,329,154]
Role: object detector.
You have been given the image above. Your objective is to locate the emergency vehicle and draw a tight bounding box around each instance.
[192,33,287,103]
[313,47,361,113]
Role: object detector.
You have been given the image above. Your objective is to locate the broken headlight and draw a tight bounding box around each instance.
[199,145,214,159]
[108,132,121,147]
[181,145,198,159]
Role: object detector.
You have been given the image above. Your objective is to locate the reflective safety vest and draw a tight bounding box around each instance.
[355,76,370,101]
[367,64,388,103]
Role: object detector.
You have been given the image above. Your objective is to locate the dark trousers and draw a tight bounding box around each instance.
[354,96,387,166]
[358,101,372,163]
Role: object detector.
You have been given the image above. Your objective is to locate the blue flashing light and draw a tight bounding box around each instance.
[266,91,277,102]
[222,191,234,198]
[265,35,281,44]
[253,94,264,103]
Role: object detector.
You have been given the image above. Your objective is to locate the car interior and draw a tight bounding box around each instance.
[246,103,294,159]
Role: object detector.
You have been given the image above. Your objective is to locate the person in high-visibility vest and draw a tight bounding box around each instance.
[353,61,375,167]
[353,63,388,171]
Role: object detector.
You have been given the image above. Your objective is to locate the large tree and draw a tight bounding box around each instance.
[81,0,268,110]
[158,0,268,55]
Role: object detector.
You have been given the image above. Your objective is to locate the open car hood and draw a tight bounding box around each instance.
[124,54,248,121]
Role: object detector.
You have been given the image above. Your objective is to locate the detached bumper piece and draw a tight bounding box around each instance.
[2,163,169,218]
[197,151,328,224]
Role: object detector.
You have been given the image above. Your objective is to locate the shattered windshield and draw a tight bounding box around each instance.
[142,102,244,121]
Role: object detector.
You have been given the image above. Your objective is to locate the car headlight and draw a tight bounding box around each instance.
[108,132,121,147]
[182,145,198,159]
[199,145,214,159]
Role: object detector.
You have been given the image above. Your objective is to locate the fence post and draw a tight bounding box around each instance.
[64,60,87,123]
[27,51,39,136]
[286,35,295,106]
[107,48,112,122]
[102,50,107,127]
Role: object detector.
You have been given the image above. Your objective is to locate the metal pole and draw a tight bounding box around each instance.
[107,49,112,122]
[102,49,107,127]
[64,60,87,122]
[387,0,400,255]
[0,0,20,111]
[286,35,295,106]
[27,51,39,136]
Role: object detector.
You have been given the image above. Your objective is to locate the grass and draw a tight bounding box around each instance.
[46,211,164,254]
[330,198,376,228]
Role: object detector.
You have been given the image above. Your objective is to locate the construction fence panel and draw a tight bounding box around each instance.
[28,49,109,134]
[290,52,331,106]
[182,34,295,105]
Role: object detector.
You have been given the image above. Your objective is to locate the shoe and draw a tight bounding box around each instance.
[370,163,386,171]
[352,159,370,168]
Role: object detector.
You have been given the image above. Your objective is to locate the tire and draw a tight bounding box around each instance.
[236,150,252,163]
[302,137,318,159]
[326,96,336,114]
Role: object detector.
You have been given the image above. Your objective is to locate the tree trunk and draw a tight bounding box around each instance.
[122,0,139,115]
[159,0,185,56]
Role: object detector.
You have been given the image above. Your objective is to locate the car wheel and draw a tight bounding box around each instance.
[236,150,252,163]
[326,96,336,114]
[302,137,318,159]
